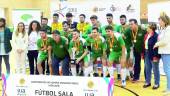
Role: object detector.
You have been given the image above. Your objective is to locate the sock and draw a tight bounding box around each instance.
[116,64,121,74]
[71,67,77,76]
[93,64,98,73]
[103,66,108,77]
[126,69,130,76]
[84,66,93,77]
[121,68,127,81]
[108,67,114,78]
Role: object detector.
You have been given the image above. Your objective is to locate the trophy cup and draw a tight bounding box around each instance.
[70,47,77,65]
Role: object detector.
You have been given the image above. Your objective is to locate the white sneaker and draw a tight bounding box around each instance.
[122,80,126,87]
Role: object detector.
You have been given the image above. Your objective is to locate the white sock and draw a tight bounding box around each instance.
[84,66,93,77]
[71,67,77,76]
[126,69,130,76]
[103,66,108,77]
[116,64,121,74]
[108,67,114,78]
[121,68,127,81]
[93,64,98,73]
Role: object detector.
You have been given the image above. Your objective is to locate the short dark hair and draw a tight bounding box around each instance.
[53,13,59,17]
[41,18,48,21]
[62,21,69,25]
[129,19,138,24]
[106,13,113,17]
[92,27,99,32]
[148,23,157,31]
[79,14,86,18]
[105,25,113,31]
[0,18,6,28]
[66,12,73,17]
[120,15,126,19]
[73,29,80,33]
[39,28,47,33]
[90,15,98,20]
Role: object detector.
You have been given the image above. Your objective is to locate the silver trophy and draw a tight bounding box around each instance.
[71,47,77,64]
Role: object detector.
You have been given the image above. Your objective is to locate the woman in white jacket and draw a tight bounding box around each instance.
[12,22,28,74]
[154,12,170,95]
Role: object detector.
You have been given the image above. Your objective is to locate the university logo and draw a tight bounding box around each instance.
[19,78,25,85]
[87,80,94,89]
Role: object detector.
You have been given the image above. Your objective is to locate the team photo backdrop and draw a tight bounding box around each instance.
[50,0,140,25]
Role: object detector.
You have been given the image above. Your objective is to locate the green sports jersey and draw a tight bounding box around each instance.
[69,38,88,58]
[106,32,125,53]
[50,37,69,59]
[86,36,106,58]
[105,33,125,62]
[60,30,72,42]
[37,37,53,61]
[117,25,132,50]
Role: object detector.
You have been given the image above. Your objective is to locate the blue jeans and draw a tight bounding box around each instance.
[52,55,70,76]
[0,55,10,76]
[162,54,170,90]
[144,51,160,85]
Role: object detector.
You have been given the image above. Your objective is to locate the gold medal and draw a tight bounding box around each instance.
[134,40,137,43]
[110,48,112,52]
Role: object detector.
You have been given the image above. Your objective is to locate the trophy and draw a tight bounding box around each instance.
[70,47,77,65]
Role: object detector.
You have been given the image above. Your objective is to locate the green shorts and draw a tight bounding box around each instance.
[38,51,48,64]
[108,51,121,62]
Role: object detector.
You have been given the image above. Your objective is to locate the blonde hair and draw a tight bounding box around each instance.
[15,22,26,38]
[159,12,170,27]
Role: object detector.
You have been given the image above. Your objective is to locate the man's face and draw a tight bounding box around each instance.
[129,21,136,30]
[63,23,69,31]
[106,16,113,24]
[106,29,113,37]
[53,16,59,22]
[53,34,60,42]
[92,29,98,38]
[79,16,85,23]
[41,19,48,26]
[120,18,126,25]
[90,18,97,25]
[66,17,72,22]
[40,31,46,39]
[72,32,79,40]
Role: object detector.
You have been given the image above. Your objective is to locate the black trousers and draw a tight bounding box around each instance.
[27,50,38,75]
[133,49,142,80]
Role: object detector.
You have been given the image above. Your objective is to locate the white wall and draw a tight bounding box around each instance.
[0,7,5,18]
[148,1,170,23]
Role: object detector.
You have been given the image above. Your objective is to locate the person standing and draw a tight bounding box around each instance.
[154,12,170,95]
[51,13,63,32]
[129,19,146,82]
[48,30,70,76]
[12,22,28,74]
[143,23,160,90]
[105,26,126,87]
[37,29,53,75]
[27,20,41,75]
[0,18,12,79]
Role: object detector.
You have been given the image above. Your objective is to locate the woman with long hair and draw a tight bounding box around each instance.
[154,12,170,95]
[27,20,41,75]
[12,22,28,74]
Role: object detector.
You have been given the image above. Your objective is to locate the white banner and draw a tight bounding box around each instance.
[50,0,140,25]
[2,74,114,96]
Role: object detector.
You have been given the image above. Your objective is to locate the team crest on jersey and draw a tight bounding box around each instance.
[60,45,63,48]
